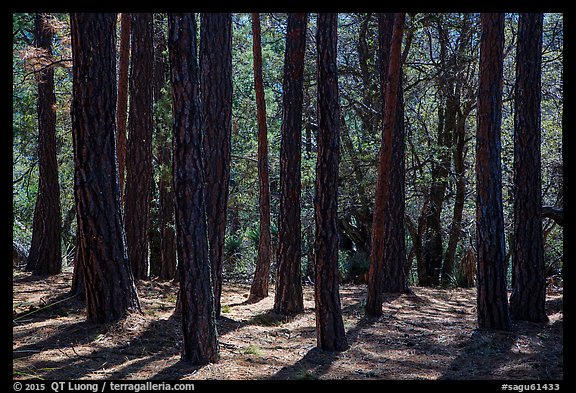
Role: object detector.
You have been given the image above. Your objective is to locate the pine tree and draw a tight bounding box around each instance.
[314,12,349,351]
[168,12,219,365]
[475,13,511,331]
[70,12,141,323]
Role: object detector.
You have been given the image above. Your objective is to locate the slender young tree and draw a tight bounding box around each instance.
[509,13,548,323]
[274,13,308,316]
[26,13,62,276]
[248,12,272,303]
[116,13,130,203]
[366,12,408,317]
[70,13,141,323]
[168,12,219,365]
[314,13,349,351]
[152,13,177,281]
[475,13,510,331]
[125,13,154,280]
[200,13,233,317]
[440,13,474,286]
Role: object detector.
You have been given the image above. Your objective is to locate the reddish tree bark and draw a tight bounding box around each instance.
[475,13,510,331]
[70,13,141,323]
[366,12,408,317]
[248,12,272,303]
[509,13,547,323]
[116,13,130,203]
[274,13,308,316]
[314,13,349,351]
[200,13,233,317]
[125,13,154,280]
[26,13,62,276]
[168,12,219,365]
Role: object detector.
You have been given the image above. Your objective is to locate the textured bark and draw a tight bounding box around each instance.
[200,13,233,317]
[168,13,219,365]
[314,13,349,352]
[475,13,510,331]
[26,13,62,276]
[509,13,547,323]
[116,13,130,203]
[125,13,154,280]
[273,13,308,316]
[248,13,272,303]
[70,13,141,323]
[366,13,408,317]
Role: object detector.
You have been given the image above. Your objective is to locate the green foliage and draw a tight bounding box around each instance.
[11,13,563,289]
[224,236,242,262]
[338,250,370,283]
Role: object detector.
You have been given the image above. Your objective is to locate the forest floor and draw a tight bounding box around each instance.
[13,270,563,381]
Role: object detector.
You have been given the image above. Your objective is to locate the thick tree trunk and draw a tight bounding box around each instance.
[475,13,511,331]
[366,13,408,317]
[168,13,219,365]
[26,13,62,276]
[125,13,154,280]
[200,13,233,317]
[314,13,349,351]
[249,13,272,303]
[273,13,308,316]
[509,13,547,323]
[70,13,141,323]
[116,13,130,203]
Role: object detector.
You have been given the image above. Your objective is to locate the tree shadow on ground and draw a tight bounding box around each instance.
[14,306,256,380]
[268,298,379,380]
[13,290,85,326]
[13,309,182,380]
[440,296,563,380]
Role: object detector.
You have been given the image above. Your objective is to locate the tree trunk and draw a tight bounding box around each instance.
[116,13,130,203]
[125,13,154,280]
[475,13,510,331]
[249,13,272,303]
[168,12,219,365]
[366,13,408,317]
[148,179,161,277]
[149,13,177,281]
[509,13,547,323]
[26,13,62,276]
[422,19,459,287]
[273,13,308,316]
[442,107,468,285]
[314,13,349,352]
[440,14,473,287]
[70,233,85,300]
[200,13,233,317]
[70,13,141,323]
